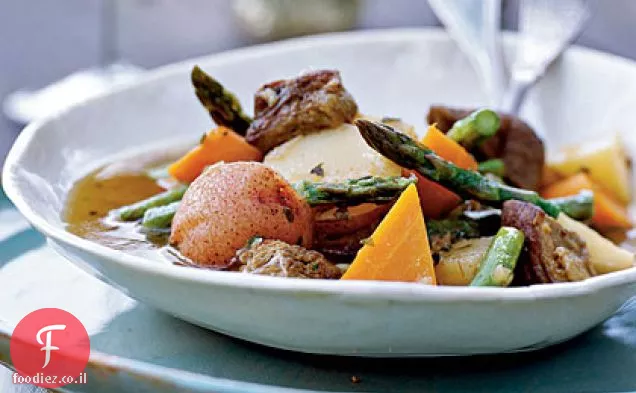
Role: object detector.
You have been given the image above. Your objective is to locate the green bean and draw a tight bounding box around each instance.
[114,185,187,221]
[141,201,180,230]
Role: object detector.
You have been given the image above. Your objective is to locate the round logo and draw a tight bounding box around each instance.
[10,308,90,388]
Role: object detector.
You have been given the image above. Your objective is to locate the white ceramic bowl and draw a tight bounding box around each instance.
[4,28,636,356]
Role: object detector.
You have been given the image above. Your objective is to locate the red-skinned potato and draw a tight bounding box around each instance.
[170,162,313,267]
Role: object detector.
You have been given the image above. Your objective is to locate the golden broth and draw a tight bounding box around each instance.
[64,168,170,258]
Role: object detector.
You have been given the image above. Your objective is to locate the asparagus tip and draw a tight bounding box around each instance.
[355,118,399,147]
[191,65,204,83]
[354,118,378,147]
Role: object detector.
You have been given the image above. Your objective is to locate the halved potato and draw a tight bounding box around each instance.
[435,237,493,286]
[557,213,634,274]
[547,135,631,204]
[263,123,404,184]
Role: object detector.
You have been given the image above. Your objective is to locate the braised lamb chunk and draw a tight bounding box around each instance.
[501,200,595,284]
[313,225,376,263]
[427,106,545,191]
[246,70,358,152]
[232,238,342,279]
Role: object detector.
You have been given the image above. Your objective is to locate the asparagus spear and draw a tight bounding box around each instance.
[142,201,180,230]
[549,190,594,221]
[118,175,417,229]
[191,66,253,134]
[114,185,187,221]
[295,175,417,206]
[355,119,562,218]
[470,226,525,287]
[454,193,593,222]
[132,184,593,232]
[446,109,500,147]
[478,159,505,177]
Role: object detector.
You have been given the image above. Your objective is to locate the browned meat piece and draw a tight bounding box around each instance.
[313,224,376,263]
[245,70,358,152]
[501,200,595,284]
[312,204,390,263]
[232,238,342,279]
[314,204,391,238]
[427,106,467,132]
[427,106,545,191]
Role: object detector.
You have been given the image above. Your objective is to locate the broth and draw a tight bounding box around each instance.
[64,167,169,260]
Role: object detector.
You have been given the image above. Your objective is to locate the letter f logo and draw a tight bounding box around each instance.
[36,324,66,368]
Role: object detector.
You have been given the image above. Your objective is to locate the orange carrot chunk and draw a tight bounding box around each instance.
[341,184,436,284]
[541,172,632,229]
[421,125,479,171]
[168,126,263,183]
[403,125,477,218]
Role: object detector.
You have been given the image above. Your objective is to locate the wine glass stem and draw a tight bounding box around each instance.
[100,0,119,68]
